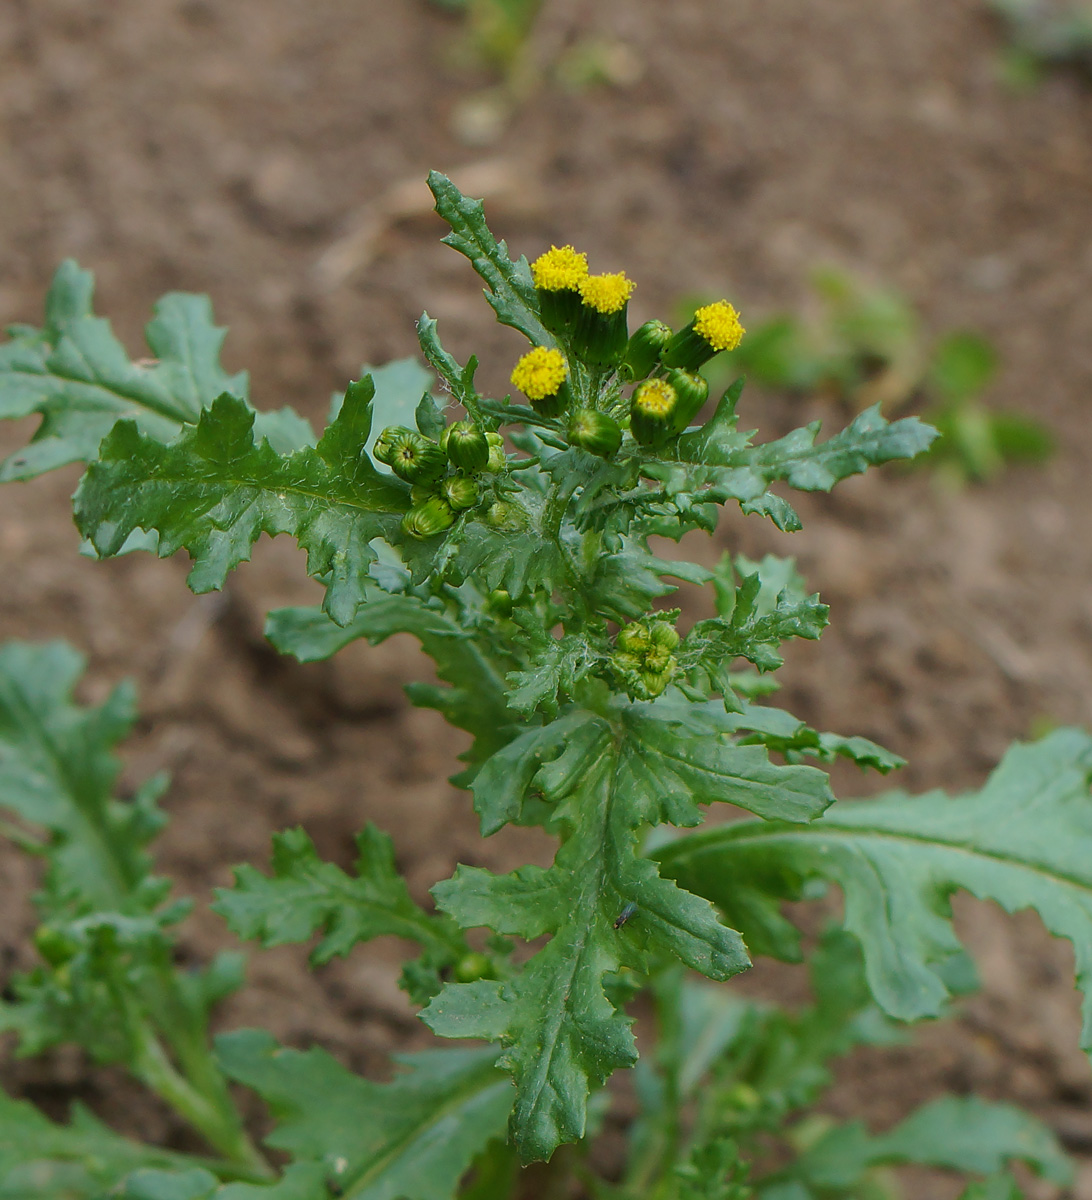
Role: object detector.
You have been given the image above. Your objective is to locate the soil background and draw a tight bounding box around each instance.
[2,1,1092,1196]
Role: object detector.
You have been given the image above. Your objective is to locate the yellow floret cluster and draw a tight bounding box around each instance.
[511,346,568,400]
[633,378,676,416]
[531,245,589,292]
[579,272,636,315]
[693,300,745,352]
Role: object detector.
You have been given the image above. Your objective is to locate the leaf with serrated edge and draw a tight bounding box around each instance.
[213,825,465,966]
[328,358,436,474]
[427,172,551,346]
[121,1165,330,1199]
[659,729,1092,1032]
[658,403,937,529]
[0,641,157,912]
[791,1095,1071,1190]
[74,386,408,626]
[424,702,831,1161]
[215,1031,511,1200]
[0,1090,197,1199]
[0,260,255,481]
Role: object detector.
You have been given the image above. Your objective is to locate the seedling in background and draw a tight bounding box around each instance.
[428,0,642,142]
[989,0,1092,86]
[0,175,1089,1200]
[691,266,1053,484]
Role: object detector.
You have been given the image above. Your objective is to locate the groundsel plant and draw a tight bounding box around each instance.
[1,172,1091,1200]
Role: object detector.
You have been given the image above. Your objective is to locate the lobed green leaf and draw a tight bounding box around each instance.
[427,172,550,347]
[425,701,831,1161]
[215,1031,512,1200]
[660,729,1092,1030]
[213,825,466,1002]
[74,385,409,626]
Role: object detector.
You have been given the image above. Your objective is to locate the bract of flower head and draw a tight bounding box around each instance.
[531,245,589,292]
[578,271,636,315]
[693,300,745,352]
[511,346,568,401]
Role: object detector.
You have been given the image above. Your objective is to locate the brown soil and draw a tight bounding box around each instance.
[3,0,1092,1194]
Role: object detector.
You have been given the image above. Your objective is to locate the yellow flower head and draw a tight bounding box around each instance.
[531,245,589,293]
[633,378,677,417]
[693,301,745,352]
[511,346,568,401]
[579,272,636,315]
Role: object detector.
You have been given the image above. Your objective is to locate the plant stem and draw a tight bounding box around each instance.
[132,1018,272,1177]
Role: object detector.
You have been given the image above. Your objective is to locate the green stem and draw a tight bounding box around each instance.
[542,481,571,539]
[132,1018,272,1178]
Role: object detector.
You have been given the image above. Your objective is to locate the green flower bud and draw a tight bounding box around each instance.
[484,500,528,532]
[454,952,496,983]
[410,483,437,507]
[35,925,79,968]
[662,300,745,371]
[373,424,411,466]
[649,620,681,651]
[441,474,480,511]
[616,623,651,656]
[484,432,507,473]
[441,420,490,473]
[401,496,455,540]
[613,616,680,700]
[640,665,676,699]
[568,409,622,458]
[629,378,679,447]
[621,319,673,382]
[486,589,514,617]
[663,367,710,434]
[386,428,448,485]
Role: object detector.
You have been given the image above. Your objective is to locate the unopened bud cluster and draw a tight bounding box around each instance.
[611,613,681,700]
[375,421,506,540]
[508,243,746,459]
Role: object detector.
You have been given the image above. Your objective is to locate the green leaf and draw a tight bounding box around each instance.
[682,570,829,678]
[793,1095,1071,1189]
[0,1090,193,1199]
[74,386,408,626]
[396,506,566,603]
[121,1168,222,1200]
[329,358,436,473]
[929,332,998,403]
[424,702,831,1161]
[427,172,551,346]
[416,315,484,423]
[658,729,1092,1032]
[265,595,516,778]
[666,404,937,525]
[721,704,904,774]
[0,261,256,481]
[504,631,600,716]
[121,1165,330,1200]
[215,1030,512,1200]
[213,825,466,1000]
[0,640,160,913]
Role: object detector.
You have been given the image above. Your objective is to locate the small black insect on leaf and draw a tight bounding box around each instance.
[613,903,638,930]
